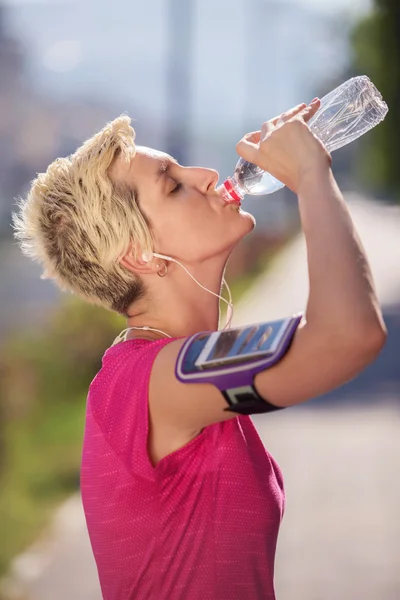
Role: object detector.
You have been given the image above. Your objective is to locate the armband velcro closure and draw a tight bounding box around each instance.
[222,385,284,415]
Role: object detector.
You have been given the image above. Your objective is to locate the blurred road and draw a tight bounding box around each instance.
[2,193,400,600]
[256,404,400,600]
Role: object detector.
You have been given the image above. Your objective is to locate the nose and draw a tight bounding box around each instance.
[187,167,219,193]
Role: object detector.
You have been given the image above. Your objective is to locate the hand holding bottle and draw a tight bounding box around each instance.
[236,99,332,194]
[219,76,388,203]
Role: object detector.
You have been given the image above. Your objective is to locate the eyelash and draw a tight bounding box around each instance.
[170,182,182,194]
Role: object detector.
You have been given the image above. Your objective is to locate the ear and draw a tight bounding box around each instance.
[119,243,157,276]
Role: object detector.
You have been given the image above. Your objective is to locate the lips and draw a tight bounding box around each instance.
[225,198,241,206]
[215,181,244,207]
[215,184,240,207]
[223,196,241,207]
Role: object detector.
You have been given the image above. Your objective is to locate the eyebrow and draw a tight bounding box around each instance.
[155,158,176,183]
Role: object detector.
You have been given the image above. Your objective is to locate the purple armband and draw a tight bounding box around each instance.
[175,314,302,415]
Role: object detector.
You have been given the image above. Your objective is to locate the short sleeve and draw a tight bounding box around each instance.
[88,337,177,478]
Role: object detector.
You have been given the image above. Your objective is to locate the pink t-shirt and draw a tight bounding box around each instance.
[81,337,285,600]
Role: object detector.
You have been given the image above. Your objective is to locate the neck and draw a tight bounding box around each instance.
[126,258,229,338]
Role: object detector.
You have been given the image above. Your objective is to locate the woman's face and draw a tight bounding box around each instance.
[114,146,255,263]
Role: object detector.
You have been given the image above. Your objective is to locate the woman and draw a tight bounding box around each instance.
[13,99,386,599]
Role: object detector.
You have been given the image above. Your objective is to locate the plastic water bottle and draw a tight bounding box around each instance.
[219,75,388,203]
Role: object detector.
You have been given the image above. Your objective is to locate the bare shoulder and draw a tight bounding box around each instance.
[147,337,236,465]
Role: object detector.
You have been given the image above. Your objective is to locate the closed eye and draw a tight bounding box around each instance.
[170,182,182,194]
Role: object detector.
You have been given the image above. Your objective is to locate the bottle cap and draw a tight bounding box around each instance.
[223,179,242,202]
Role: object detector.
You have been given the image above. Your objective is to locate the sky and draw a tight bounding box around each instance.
[296,0,373,15]
[3,0,374,14]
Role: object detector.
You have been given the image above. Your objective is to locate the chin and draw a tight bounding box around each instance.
[225,210,256,250]
[234,212,256,245]
[240,208,256,230]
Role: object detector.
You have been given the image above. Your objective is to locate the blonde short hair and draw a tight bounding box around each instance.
[13,115,155,315]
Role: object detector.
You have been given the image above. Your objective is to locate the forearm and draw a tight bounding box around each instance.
[298,166,386,337]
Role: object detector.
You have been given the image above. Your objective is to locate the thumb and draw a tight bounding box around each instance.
[236,131,260,163]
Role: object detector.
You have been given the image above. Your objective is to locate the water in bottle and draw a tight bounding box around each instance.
[219,75,388,204]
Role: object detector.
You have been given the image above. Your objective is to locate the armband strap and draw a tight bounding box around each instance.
[221,385,284,415]
[175,314,302,416]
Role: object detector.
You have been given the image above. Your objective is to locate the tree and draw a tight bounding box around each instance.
[352,0,400,200]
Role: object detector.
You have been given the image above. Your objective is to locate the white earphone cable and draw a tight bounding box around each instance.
[162,255,233,330]
[112,326,172,346]
[113,252,234,345]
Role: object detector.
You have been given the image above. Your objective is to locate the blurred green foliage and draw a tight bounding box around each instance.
[0,299,124,577]
[352,0,400,199]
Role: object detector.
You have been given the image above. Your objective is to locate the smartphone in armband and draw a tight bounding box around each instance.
[175,314,303,415]
[194,318,292,369]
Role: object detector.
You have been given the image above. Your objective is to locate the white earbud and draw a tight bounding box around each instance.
[141,251,152,263]
[141,251,173,263]
[154,251,173,261]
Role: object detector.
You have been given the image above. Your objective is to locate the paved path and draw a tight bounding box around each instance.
[256,403,400,600]
[2,194,400,600]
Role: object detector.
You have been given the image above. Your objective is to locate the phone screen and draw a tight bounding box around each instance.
[194,318,289,369]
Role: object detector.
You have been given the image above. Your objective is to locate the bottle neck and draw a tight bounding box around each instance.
[218,178,244,203]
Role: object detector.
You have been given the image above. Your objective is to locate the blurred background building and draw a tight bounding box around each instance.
[1,0,399,599]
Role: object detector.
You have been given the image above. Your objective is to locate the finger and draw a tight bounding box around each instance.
[271,103,307,126]
[260,120,275,141]
[301,98,321,123]
[241,130,261,145]
[236,134,260,163]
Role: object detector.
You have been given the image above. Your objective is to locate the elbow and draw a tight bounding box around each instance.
[372,322,388,348]
[326,323,388,388]
[346,321,387,363]
[362,319,387,351]
[367,324,387,356]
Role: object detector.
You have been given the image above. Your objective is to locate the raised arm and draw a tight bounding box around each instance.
[147,101,386,463]
[237,101,387,405]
